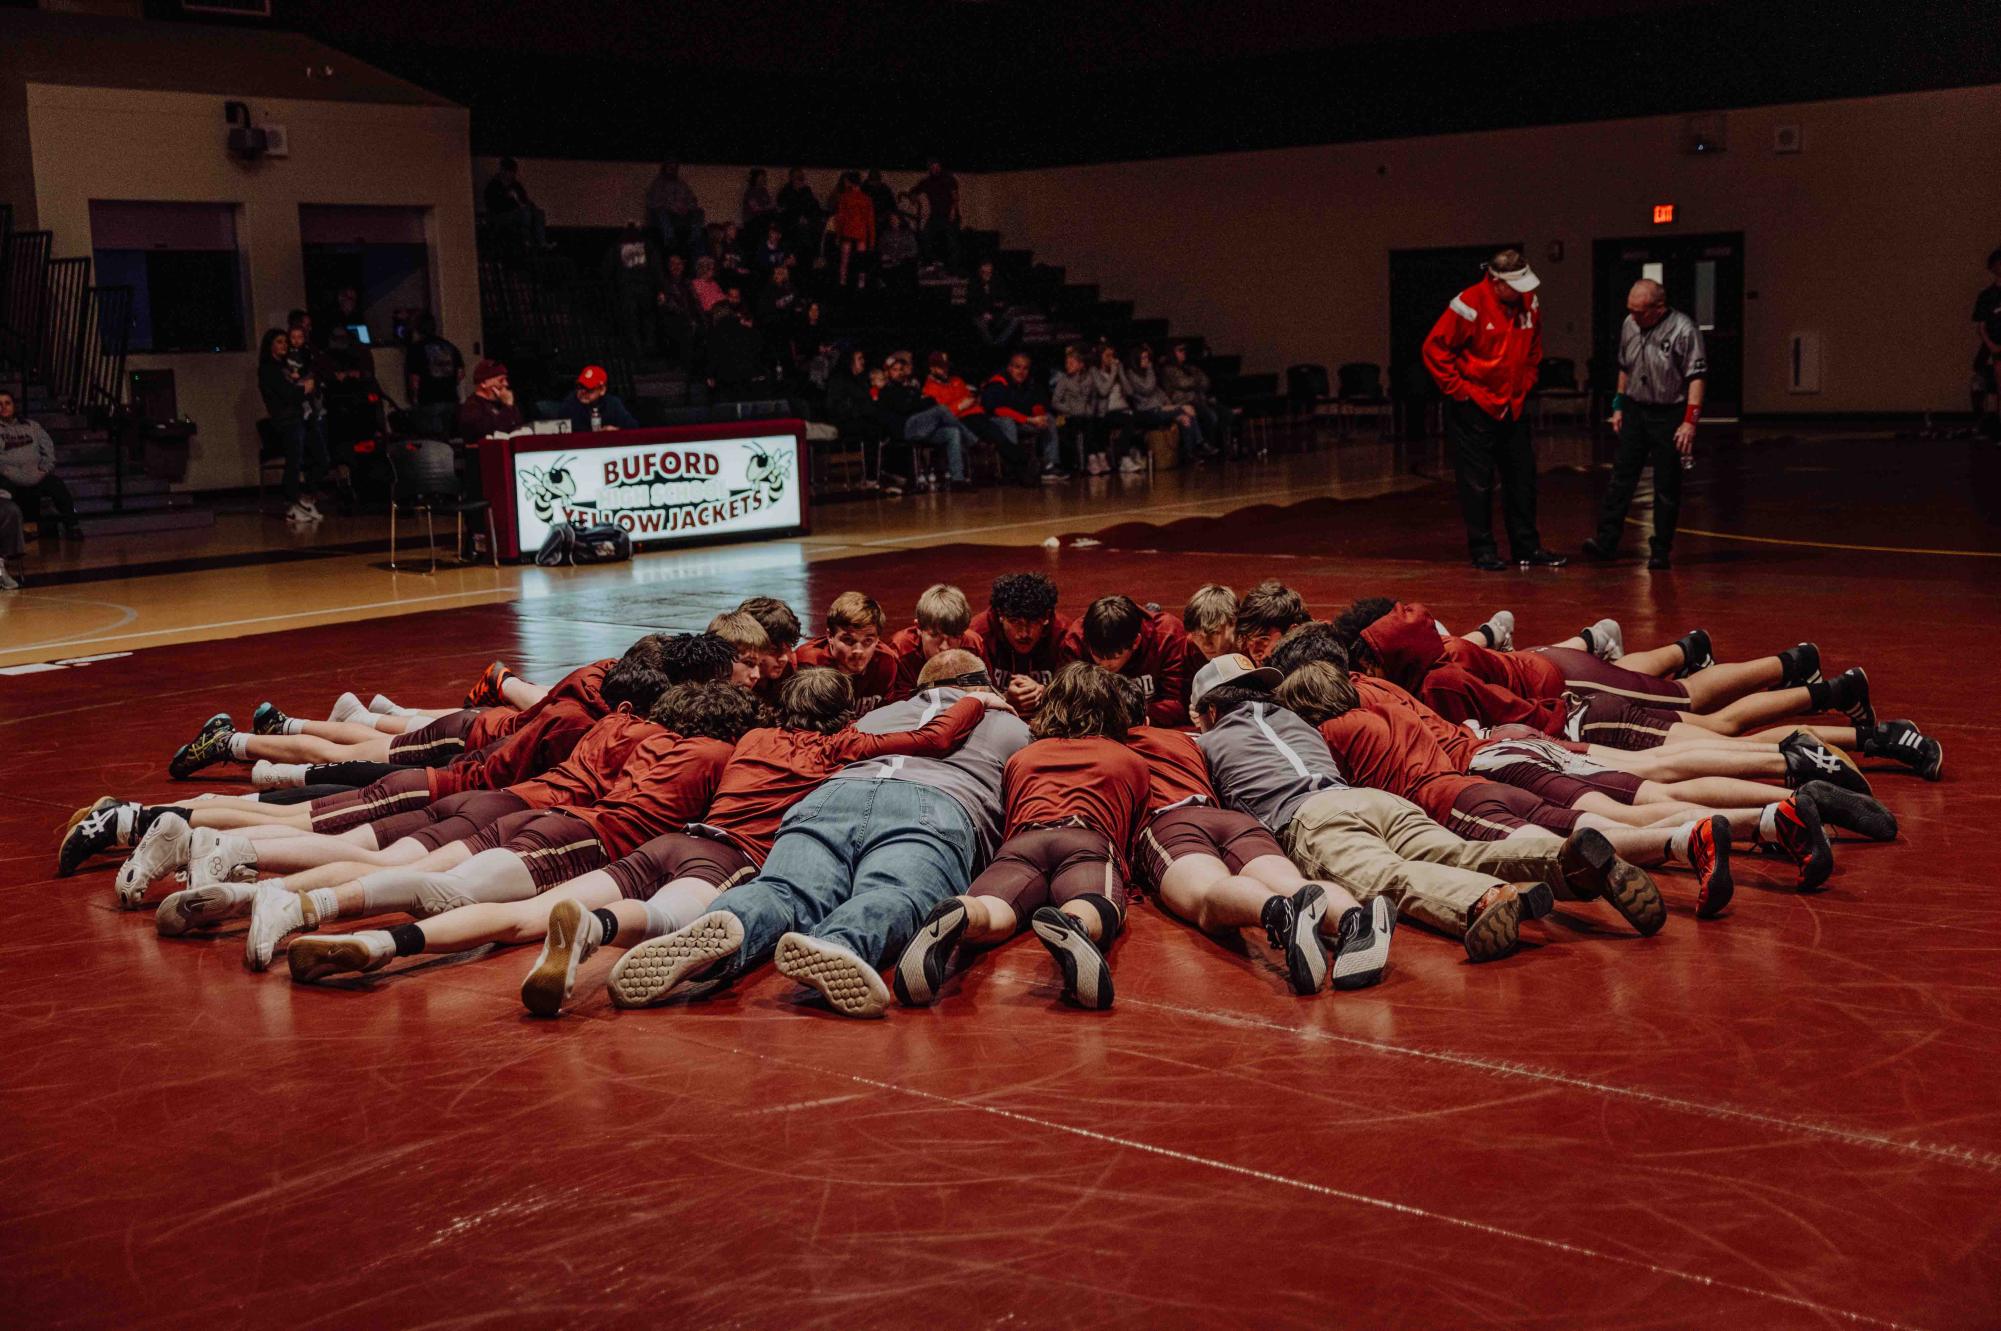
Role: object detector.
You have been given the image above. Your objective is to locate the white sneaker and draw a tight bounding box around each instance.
[1589,617,1625,662]
[368,693,420,717]
[326,691,370,724]
[187,834,257,889]
[288,930,395,983]
[1117,453,1146,474]
[284,502,316,525]
[298,497,323,519]
[773,932,891,1018]
[244,882,305,972]
[156,881,258,937]
[1482,610,1516,653]
[116,813,192,909]
[519,898,600,1018]
[606,909,744,1008]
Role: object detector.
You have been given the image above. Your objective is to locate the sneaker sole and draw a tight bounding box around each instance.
[606,912,743,1009]
[894,900,967,1007]
[288,936,382,983]
[521,899,594,1018]
[1331,897,1395,990]
[1282,889,1329,995]
[774,934,890,1018]
[1693,817,1734,920]
[1565,832,1665,936]
[1031,911,1113,1010]
[1800,782,1898,843]
[1463,895,1524,962]
[117,817,190,909]
[1790,796,1834,892]
[156,885,250,937]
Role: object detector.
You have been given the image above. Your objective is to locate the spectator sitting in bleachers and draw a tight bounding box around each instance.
[0,489,23,589]
[647,160,705,259]
[1051,344,1106,475]
[831,172,876,291]
[756,262,802,333]
[1161,339,1234,457]
[1090,343,1144,474]
[484,157,550,253]
[0,387,81,539]
[714,221,753,291]
[703,302,772,402]
[923,351,1015,477]
[752,222,793,277]
[741,167,776,232]
[875,350,974,491]
[551,365,638,433]
[403,313,464,418]
[455,359,523,441]
[605,221,663,355]
[258,327,329,524]
[1125,343,1212,463]
[824,345,884,450]
[877,211,921,298]
[689,256,727,314]
[658,253,697,363]
[980,352,1066,484]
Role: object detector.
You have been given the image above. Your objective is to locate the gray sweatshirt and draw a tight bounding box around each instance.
[0,418,55,487]
[1050,368,1098,419]
[838,687,1031,863]
[1195,700,1348,833]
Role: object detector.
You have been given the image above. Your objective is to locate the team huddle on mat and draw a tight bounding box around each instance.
[57,574,1943,1017]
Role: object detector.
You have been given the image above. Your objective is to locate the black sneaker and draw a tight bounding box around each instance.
[893,897,970,1007]
[1330,896,1395,990]
[168,714,235,780]
[1647,552,1672,571]
[1260,884,1328,996]
[1777,642,1823,689]
[1824,666,1875,733]
[1780,730,1870,795]
[1580,536,1617,562]
[1029,906,1114,1010]
[1463,883,1551,962]
[1557,827,1665,936]
[57,798,136,877]
[1798,780,1897,842]
[1517,548,1570,569]
[1673,628,1714,678]
[252,701,290,736]
[1471,552,1507,572]
[1861,719,1942,782]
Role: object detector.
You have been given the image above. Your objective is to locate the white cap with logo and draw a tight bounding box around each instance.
[1190,652,1283,712]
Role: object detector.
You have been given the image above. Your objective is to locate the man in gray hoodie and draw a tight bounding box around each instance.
[605,649,1031,1017]
[0,388,79,541]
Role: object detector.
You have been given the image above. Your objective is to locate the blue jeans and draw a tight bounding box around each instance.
[994,416,1060,469]
[902,404,970,481]
[713,778,977,970]
[280,415,330,502]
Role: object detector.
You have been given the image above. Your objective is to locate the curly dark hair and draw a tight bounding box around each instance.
[988,572,1059,623]
[600,662,671,715]
[618,633,674,674]
[659,631,738,684]
[735,596,802,650]
[1030,661,1134,741]
[650,680,766,742]
[776,667,853,734]
[1266,622,1350,678]
[1328,596,1395,670]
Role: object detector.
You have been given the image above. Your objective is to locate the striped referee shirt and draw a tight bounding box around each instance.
[1618,309,1708,406]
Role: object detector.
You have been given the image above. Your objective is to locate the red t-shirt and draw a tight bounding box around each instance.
[1354,675,1486,771]
[968,609,1069,690]
[793,637,900,714]
[463,658,614,750]
[432,699,596,798]
[1418,666,1567,736]
[1058,607,1192,728]
[508,711,663,809]
[1123,725,1214,814]
[1317,709,1480,824]
[697,696,986,864]
[885,623,987,702]
[563,734,735,859]
[1439,637,1565,702]
[1002,737,1152,868]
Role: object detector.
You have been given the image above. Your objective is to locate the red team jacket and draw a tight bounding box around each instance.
[1317,708,1481,824]
[793,637,901,713]
[1421,279,1542,419]
[430,699,597,798]
[464,658,614,751]
[1058,606,1192,728]
[885,623,986,701]
[969,609,1070,690]
[508,710,664,809]
[1361,602,1566,735]
[1000,736,1152,873]
[560,734,736,859]
[1123,725,1215,814]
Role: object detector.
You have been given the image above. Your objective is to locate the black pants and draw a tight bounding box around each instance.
[1592,403,1684,556]
[0,494,23,559]
[1446,397,1540,560]
[10,473,78,531]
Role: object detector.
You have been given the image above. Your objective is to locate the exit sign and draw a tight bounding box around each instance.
[1652,203,1676,224]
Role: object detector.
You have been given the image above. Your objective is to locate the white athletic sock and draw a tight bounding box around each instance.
[1756,803,1780,848]
[369,693,421,717]
[281,719,307,736]
[227,732,251,759]
[1663,824,1693,865]
[301,887,341,927]
[642,880,721,940]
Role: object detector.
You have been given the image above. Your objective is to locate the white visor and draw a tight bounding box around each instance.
[1487,262,1540,293]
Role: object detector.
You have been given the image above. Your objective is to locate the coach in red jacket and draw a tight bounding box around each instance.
[1421,249,1567,572]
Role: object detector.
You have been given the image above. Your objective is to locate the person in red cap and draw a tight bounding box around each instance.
[554,364,638,433]
[1422,248,1568,572]
[454,359,523,440]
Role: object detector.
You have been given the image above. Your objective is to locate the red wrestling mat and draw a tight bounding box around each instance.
[3,500,1996,1328]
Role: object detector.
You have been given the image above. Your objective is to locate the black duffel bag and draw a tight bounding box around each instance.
[535,518,633,567]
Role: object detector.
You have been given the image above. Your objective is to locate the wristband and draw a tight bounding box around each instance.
[1682,403,1701,426]
[1610,393,1628,413]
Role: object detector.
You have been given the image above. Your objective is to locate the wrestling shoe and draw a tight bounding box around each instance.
[774,932,892,1018]
[244,882,306,971]
[1798,780,1898,843]
[288,931,395,983]
[156,881,258,937]
[463,660,516,709]
[1779,731,1870,795]
[1672,628,1714,678]
[1330,895,1395,991]
[1686,815,1733,920]
[519,897,599,1018]
[168,713,235,779]
[1518,548,1569,569]
[1777,642,1823,688]
[893,897,970,1007]
[606,909,744,1008]
[326,691,370,725]
[1860,719,1942,782]
[1462,883,1553,962]
[1477,610,1516,652]
[1823,666,1875,733]
[1585,617,1625,662]
[115,811,192,908]
[185,832,257,889]
[1557,827,1666,936]
[368,694,419,717]
[1030,906,1114,1010]
[252,701,291,735]
[1260,884,1329,996]
[1766,796,1833,891]
[57,798,138,877]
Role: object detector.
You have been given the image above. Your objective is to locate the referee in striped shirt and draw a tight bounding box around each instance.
[1583,279,1707,570]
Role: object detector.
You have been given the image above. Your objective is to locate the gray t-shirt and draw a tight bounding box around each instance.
[1195,700,1347,833]
[1617,309,1708,406]
[838,688,1030,863]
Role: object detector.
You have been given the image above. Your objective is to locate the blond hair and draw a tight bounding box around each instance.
[1182,583,1237,637]
[914,583,972,636]
[707,610,772,657]
[825,591,886,635]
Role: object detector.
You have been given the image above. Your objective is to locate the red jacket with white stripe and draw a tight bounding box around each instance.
[1422,280,1543,419]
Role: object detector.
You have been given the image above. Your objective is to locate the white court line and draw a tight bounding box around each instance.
[1109,989,2001,1175]
[749,1049,1932,1331]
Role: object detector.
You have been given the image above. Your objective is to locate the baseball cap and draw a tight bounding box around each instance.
[576,365,608,390]
[1190,652,1282,711]
[470,358,508,385]
[1484,258,1541,293]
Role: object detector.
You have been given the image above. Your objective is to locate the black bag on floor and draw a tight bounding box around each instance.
[535,519,633,567]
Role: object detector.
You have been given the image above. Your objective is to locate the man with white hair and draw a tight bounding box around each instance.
[1584,278,1708,570]
[1422,248,1567,573]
